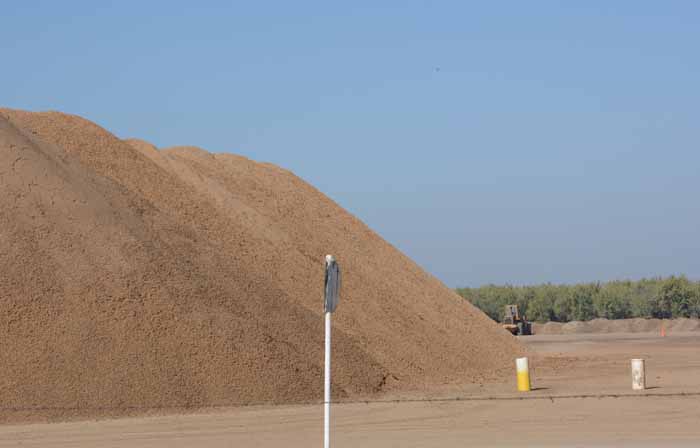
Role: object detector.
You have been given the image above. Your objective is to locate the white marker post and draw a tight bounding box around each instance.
[631,359,646,391]
[323,255,340,448]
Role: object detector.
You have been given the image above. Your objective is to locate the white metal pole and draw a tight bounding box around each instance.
[324,311,331,448]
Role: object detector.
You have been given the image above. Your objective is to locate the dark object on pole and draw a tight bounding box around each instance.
[324,255,340,313]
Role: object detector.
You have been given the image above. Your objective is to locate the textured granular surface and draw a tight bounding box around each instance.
[533,317,700,335]
[0,109,523,423]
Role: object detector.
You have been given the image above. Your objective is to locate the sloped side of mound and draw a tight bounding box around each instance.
[155,146,523,384]
[0,108,522,422]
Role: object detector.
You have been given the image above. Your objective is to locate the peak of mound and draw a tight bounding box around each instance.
[0,109,523,422]
[124,137,158,154]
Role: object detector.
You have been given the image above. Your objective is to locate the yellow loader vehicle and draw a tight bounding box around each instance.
[502,304,532,336]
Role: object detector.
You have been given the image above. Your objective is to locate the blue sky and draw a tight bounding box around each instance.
[2,1,699,287]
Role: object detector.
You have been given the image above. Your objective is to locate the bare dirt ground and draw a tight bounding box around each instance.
[2,332,699,447]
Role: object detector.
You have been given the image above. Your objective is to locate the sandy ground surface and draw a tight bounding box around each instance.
[2,332,700,447]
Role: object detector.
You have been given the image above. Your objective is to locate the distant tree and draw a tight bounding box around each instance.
[457,276,700,323]
[630,278,660,318]
[568,283,597,321]
[552,285,573,322]
[656,276,694,318]
[518,286,537,319]
[691,283,700,318]
[593,281,632,319]
[527,284,558,322]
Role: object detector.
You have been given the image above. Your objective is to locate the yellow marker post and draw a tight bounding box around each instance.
[516,357,531,392]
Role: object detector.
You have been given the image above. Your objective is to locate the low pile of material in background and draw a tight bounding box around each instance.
[533,317,700,335]
[0,109,522,422]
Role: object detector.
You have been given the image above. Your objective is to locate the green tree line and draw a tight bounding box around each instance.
[456,276,700,323]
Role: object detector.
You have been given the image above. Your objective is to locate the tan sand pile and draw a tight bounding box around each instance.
[533,318,700,335]
[0,109,522,422]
